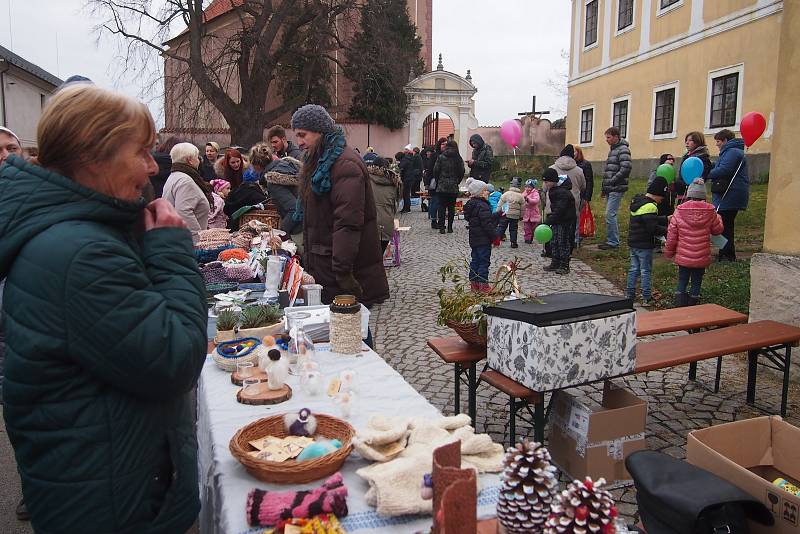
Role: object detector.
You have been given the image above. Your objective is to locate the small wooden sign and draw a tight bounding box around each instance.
[236,383,292,405]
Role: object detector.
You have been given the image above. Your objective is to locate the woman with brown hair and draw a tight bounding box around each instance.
[290,104,389,307]
[0,84,206,532]
[218,147,245,189]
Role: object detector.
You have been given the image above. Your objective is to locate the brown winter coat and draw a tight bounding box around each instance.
[302,146,390,306]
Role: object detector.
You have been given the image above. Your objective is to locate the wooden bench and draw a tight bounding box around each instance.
[481,369,543,445]
[637,304,748,391]
[427,337,486,425]
[636,319,800,416]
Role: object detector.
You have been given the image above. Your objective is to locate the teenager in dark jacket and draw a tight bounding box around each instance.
[542,169,577,274]
[467,134,493,181]
[411,147,423,199]
[263,156,303,236]
[627,177,668,304]
[463,179,498,292]
[433,140,465,234]
[398,147,415,212]
[575,146,594,202]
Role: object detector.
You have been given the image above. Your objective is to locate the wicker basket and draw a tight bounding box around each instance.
[212,338,265,372]
[240,209,280,229]
[445,320,487,347]
[229,414,355,484]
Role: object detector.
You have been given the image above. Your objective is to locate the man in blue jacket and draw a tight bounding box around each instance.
[708,129,749,262]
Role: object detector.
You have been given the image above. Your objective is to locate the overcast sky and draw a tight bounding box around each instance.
[1,0,571,127]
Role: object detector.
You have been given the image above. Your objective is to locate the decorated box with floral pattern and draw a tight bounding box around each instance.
[485,294,636,392]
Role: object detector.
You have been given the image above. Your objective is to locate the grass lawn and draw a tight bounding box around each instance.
[573,177,768,313]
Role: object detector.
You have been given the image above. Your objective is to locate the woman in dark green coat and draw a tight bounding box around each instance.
[0,84,207,533]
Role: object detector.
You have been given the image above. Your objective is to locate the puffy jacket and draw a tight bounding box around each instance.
[628,194,667,250]
[0,156,206,534]
[223,182,267,230]
[368,165,401,242]
[498,187,525,220]
[263,158,302,235]
[433,147,465,194]
[602,139,632,194]
[550,156,586,216]
[468,134,493,181]
[422,149,437,188]
[545,177,577,225]
[162,170,210,243]
[708,138,749,211]
[398,154,414,182]
[463,196,498,247]
[577,160,594,201]
[523,188,541,223]
[664,200,724,268]
[488,191,502,213]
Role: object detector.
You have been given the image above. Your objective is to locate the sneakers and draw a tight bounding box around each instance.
[598,243,619,250]
[641,298,653,306]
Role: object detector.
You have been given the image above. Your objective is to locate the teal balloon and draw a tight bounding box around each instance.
[534,224,553,244]
[656,163,676,184]
[681,156,704,185]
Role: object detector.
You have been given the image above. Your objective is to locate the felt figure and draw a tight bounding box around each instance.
[296,439,342,461]
[339,369,355,392]
[544,477,618,534]
[335,391,353,419]
[299,361,319,384]
[420,473,433,500]
[259,347,282,372]
[267,353,289,390]
[496,439,559,533]
[284,408,317,437]
[245,473,348,527]
[302,371,322,396]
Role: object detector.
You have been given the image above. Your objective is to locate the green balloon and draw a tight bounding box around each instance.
[534,224,553,244]
[656,163,676,184]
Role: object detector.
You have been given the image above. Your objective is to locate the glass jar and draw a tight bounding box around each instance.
[288,324,316,373]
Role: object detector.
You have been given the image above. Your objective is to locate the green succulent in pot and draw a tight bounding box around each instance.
[239,304,282,329]
[216,309,239,331]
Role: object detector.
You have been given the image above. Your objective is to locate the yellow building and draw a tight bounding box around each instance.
[566,0,782,162]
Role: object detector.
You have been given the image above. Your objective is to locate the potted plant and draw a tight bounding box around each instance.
[436,258,532,346]
[236,304,284,339]
[215,309,239,343]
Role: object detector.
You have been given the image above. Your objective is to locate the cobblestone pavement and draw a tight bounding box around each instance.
[369,209,800,523]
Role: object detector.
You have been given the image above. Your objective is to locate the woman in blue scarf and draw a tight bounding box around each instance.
[291,104,389,307]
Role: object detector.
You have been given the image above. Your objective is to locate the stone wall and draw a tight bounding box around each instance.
[587,153,771,182]
[469,118,567,157]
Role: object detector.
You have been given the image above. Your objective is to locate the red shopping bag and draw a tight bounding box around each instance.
[579,202,596,238]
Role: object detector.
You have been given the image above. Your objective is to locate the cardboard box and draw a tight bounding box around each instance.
[687,416,800,534]
[485,293,636,392]
[549,382,647,484]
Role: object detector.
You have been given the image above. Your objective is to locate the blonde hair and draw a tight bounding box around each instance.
[170,142,200,164]
[37,84,156,177]
[249,142,273,170]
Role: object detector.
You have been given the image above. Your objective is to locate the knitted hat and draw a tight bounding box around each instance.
[686,178,707,200]
[525,179,538,188]
[403,144,414,152]
[560,144,575,159]
[510,177,521,188]
[243,167,260,182]
[647,176,668,197]
[206,141,220,152]
[468,179,488,197]
[210,179,230,193]
[542,168,559,182]
[0,126,20,145]
[291,104,336,133]
[487,183,495,193]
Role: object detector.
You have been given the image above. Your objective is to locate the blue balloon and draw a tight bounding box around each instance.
[681,156,704,185]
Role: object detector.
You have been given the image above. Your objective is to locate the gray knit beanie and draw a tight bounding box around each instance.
[468,179,488,197]
[686,178,707,200]
[291,104,336,133]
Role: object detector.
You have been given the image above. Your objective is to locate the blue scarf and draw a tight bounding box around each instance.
[292,128,346,222]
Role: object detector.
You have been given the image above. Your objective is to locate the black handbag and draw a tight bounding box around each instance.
[626,451,774,534]
[710,178,729,195]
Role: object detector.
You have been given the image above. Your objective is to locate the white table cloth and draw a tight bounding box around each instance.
[197,343,500,534]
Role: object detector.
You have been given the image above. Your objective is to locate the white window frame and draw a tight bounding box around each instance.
[650,81,679,140]
[656,0,684,18]
[615,0,636,37]
[583,0,600,51]
[610,94,632,139]
[704,63,745,135]
[578,104,596,147]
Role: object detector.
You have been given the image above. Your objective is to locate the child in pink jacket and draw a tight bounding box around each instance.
[664,179,724,306]
[522,179,541,244]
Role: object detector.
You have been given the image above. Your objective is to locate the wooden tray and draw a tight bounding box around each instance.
[236,383,292,405]
[231,369,268,386]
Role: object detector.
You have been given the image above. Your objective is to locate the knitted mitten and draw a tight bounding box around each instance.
[246,473,348,527]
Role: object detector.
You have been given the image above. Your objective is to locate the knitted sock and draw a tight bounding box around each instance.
[246,473,348,527]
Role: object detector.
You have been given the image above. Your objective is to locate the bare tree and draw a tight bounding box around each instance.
[545,49,569,120]
[89,0,357,147]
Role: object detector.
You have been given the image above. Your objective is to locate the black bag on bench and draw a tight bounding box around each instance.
[626,451,774,534]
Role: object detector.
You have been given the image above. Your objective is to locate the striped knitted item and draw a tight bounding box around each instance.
[246,473,348,527]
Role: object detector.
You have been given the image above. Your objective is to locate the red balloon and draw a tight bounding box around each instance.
[740,111,766,148]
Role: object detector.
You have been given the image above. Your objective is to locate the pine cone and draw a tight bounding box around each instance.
[544,477,618,534]
[496,439,559,533]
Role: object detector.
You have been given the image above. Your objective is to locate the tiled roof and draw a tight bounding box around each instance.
[203,0,243,22]
[0,44,62,88]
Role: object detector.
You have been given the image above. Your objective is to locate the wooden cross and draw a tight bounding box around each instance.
[517,95,550,118]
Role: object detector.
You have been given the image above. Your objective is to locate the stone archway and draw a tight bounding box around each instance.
[404,56,479,160]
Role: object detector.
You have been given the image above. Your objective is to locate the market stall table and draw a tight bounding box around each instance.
[197,342,501,534]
